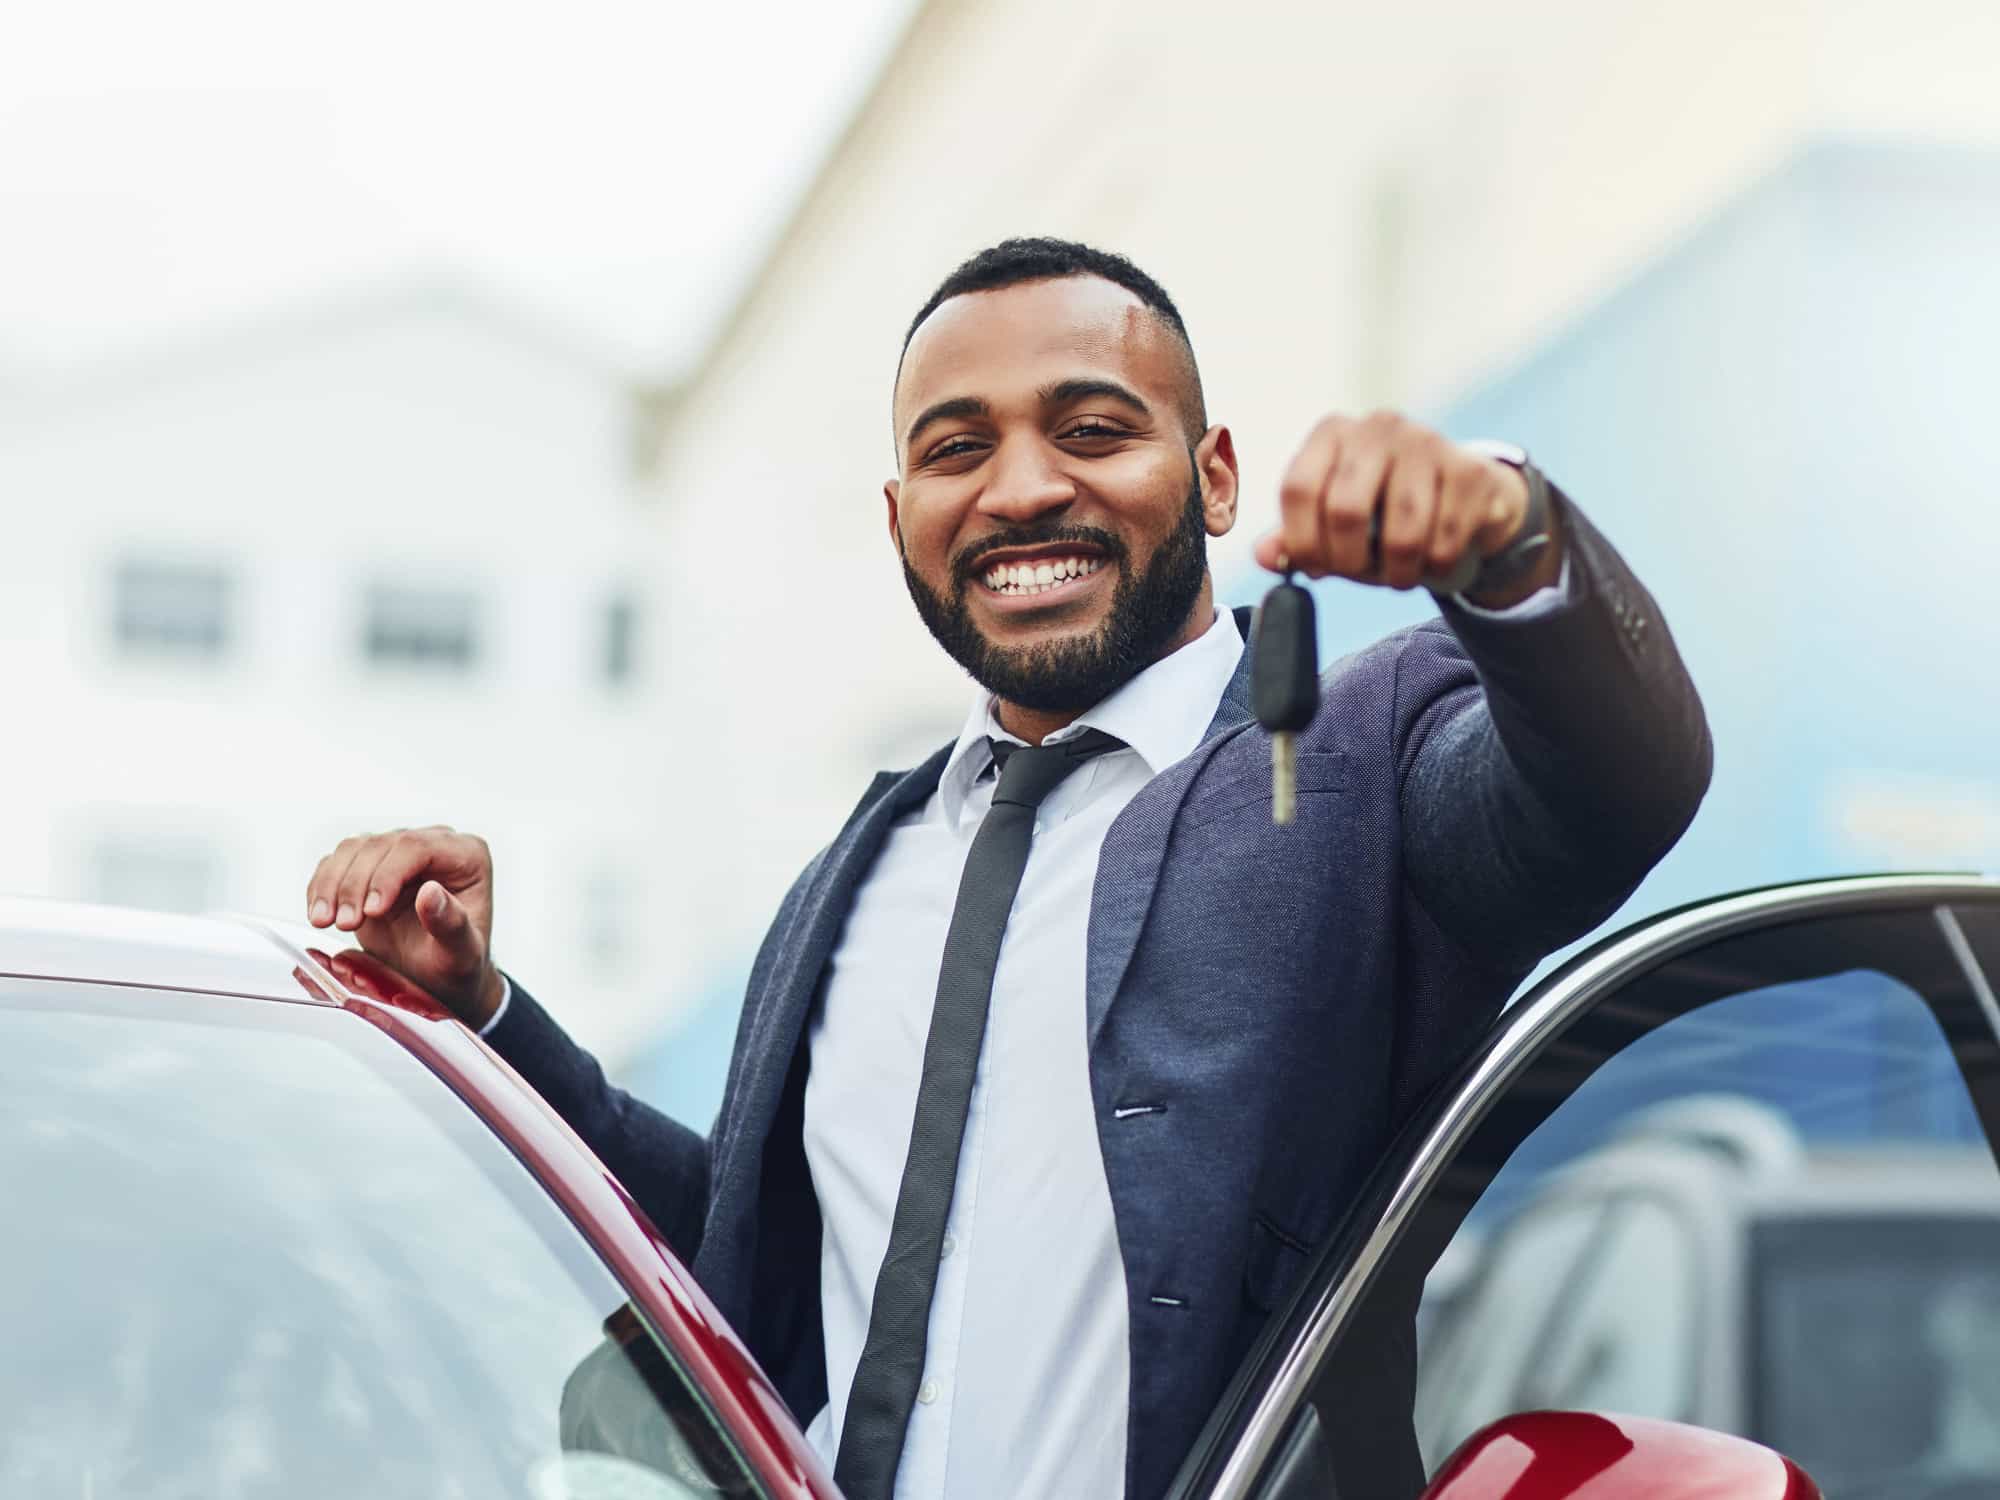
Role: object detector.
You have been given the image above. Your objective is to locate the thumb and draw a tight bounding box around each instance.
[416,879,478,959]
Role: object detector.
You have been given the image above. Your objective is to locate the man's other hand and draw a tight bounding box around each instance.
[1254,411,1544,598]
[306,826,502,1028]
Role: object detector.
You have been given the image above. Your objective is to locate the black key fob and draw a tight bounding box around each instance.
[1253,578,1318,733]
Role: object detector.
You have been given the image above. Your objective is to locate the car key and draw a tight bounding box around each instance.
[1252,571,1318,825]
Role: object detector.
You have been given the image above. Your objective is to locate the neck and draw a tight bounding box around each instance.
[992,582,1217,745]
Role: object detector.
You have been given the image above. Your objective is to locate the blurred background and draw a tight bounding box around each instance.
[5,0,1999,1128]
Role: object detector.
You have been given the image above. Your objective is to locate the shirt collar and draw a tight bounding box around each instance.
[935,606,1246,827]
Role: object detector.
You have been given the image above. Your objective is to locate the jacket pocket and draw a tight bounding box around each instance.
[1244,1210,1315,1316]
[1182,750,1348,832]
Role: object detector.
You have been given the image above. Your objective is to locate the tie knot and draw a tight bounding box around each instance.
[987,728,1125,810]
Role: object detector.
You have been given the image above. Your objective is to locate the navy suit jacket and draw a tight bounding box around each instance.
[489,492,1712,1499]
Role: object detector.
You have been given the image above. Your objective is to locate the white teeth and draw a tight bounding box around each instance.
[981,554,1104,593]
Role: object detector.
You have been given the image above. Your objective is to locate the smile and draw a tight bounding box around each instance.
[977,552,1106,598]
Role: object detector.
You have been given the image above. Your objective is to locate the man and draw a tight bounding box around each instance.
[307,238,1711,1500]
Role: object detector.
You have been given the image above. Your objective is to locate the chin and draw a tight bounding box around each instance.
[977,614,1107,656]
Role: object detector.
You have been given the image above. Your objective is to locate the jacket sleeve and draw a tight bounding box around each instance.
[481,980,711,1264]
[1395,485,1714,973]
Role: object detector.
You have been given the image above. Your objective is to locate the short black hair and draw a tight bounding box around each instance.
[899,236,1208,435]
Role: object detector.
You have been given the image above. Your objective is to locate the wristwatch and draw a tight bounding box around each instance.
[1434,439,1555,598]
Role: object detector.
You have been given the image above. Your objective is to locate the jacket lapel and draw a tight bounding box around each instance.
[724,744,954,1175]
[1204,606,1260,741]
[1085,607,1260,1048]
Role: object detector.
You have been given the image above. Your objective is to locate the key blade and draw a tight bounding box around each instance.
[1272,731,1297,826]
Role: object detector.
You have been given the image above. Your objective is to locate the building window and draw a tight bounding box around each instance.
[87,835,219,914]
[113,559,233,659]
[364,584,479,670]
[603,594,638,686]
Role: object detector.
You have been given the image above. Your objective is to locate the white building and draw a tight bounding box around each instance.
[0,279,675,1055]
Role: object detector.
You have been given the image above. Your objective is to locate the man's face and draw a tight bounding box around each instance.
[887,275,1238,713]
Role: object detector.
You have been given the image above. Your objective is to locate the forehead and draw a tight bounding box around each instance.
[895,275,1185,432]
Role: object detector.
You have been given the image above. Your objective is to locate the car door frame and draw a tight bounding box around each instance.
[1170,873,2000,1500]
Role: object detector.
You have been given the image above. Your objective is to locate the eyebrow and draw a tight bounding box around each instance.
[1039,377,1152,415]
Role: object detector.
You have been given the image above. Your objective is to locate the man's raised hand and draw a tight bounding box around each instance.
[306,825,503,1028]
[1254,411,1549,603]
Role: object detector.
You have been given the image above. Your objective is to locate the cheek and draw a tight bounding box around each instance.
[1103,458,1194,544]
[898,484,974,563]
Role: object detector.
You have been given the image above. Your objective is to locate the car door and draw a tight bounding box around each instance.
[1169,874,2000,1500]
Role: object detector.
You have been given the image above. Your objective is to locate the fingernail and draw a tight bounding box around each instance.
[363,891,381,915]
[336,903,356,928]
[311,899,329,925]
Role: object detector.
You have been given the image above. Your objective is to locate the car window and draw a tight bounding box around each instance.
[1412,1197,1604,1459]
[1756,1215,2000,1495]
[0,979,762,1500]
[1518,1195,1699,1418]
[1184,885,2000,1500]
[1404,957,2000,1493]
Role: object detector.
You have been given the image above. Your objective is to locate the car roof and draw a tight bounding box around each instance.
[1558,1134,2000,1223]
[0,895,339,1005]
[1750,1146,2000,1221]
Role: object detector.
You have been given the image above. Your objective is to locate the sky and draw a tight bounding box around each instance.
[0,0,916,379]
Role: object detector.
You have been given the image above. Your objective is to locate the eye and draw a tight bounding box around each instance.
[1060,421,1127,441]
[923,435,986,463]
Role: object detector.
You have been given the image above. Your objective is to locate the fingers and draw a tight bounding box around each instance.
[331,832,401,932]
[359,831,471,922]
[1261,414,1513,590]
[1274,418,1342,572]
[1376,451,1439,589]
[306,825,487,933]
[1319,438,1391,578]
[307,837,364,929]
[347,836,410,925]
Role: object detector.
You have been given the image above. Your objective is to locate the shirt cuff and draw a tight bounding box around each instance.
[1452,552,1573,620]
[478,973,513,1037]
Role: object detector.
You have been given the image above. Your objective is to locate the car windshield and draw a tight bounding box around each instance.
[0,978,758,1500]
[1756,1215,2000,1500]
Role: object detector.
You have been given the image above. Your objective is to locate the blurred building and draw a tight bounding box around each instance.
[0,279,673,1054]
[623,0,2000,1120]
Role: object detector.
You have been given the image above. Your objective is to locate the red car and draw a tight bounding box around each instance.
[20,876,1982,1497]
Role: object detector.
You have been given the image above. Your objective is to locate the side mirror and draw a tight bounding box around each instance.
[1420,1411,1821,1500]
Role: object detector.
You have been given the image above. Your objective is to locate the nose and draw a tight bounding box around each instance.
[977,434,1077,525]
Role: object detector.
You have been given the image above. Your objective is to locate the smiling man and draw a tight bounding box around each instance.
[307,238,1711,1500]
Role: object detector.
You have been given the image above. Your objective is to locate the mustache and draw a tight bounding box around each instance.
[950,523,1128,585]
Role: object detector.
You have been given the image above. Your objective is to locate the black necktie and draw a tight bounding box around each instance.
[833,727,1125,1500]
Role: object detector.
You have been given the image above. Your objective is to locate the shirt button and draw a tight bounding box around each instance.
[918,1381,940,1406]
[940,1233,957,1259]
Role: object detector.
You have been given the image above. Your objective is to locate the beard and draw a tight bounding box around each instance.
[900,467,1209,714]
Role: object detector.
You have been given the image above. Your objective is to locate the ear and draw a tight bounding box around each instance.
[1194,425,1239,537]
[884,478,904,556]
